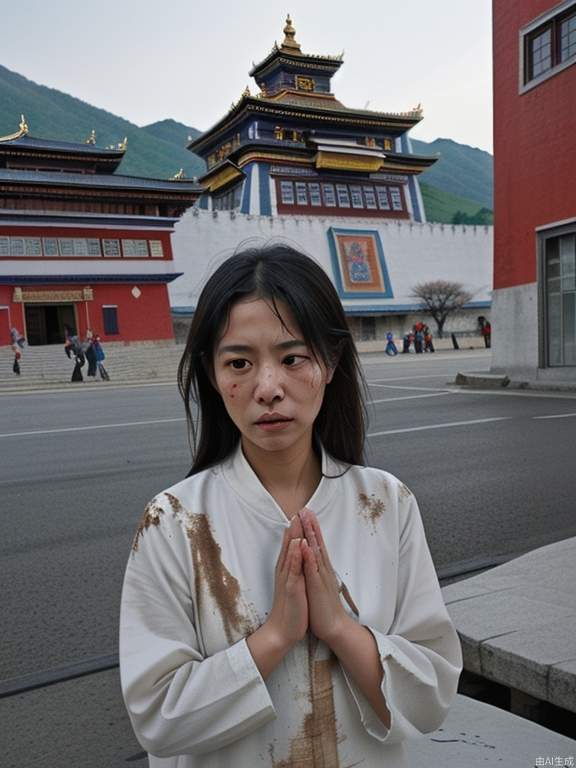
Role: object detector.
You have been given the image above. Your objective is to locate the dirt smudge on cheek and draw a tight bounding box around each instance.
[186,513,256,644]
[357,493,385,531]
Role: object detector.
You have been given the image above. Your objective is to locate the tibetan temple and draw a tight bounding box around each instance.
[190,16,436,221]
[0,117,200,346]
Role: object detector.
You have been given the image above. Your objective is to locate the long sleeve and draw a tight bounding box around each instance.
[119,499,276,758]
[342,487,463,745]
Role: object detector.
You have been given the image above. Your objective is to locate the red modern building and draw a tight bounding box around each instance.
[0,118,200,346]
[492,0,576,381]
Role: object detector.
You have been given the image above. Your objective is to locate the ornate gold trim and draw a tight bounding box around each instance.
[13,288,90,304]
[203,164,244,192]
[315,151,384,172]
[0,114,30,143]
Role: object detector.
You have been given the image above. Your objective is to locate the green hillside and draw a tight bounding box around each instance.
[412,137,493,209]
[420,182,493,225]
[0,64,206,179]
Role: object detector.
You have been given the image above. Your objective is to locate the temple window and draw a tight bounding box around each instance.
[522,2,576,89]
[350,185,364,209]
[274,126,285,140]
[295,182,308,205]
[376,187,391,210]
[280,180,295,204]
[308,183,322,206]
[336,184,350,207]
[541,228,576,366]
[213,183,243,211]
[322,184,337,207]
[383,138,393,151]
[389,187,403,211]
[295,75,315,91]
[103,305,119,335]
[363,186,378,209]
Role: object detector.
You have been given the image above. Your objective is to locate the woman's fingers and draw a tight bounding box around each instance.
[276,516,305,577]
[299,509,326,568]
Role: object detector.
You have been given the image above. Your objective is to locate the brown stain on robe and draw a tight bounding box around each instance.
[131,500,164,552]
[270,636,341,767]
[357,493,385,530]
[185,511,256,644]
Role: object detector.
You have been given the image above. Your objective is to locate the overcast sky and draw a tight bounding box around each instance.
[3,0,493,153]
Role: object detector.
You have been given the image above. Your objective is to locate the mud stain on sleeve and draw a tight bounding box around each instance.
[398,482,413,501]
[131,500,165,552]
[186,512,256,644]
[357,493,385,531]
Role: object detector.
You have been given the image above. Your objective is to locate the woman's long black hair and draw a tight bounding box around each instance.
[177,243,367,475]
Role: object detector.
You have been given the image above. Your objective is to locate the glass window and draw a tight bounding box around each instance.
[25,238,42,256]
[43,238,58,257]
[530,27,553,78]
[0,237,9,256]
[123,240,149,257]
[295,182,308,206]
[350,186,364,208]
[363,186,377,209]
[280,180,294,205]
[322,184,336,207]
[103,239,121,257]
[149,240,164,258]
[308,183,322,206]
[376,187,391,210]
[336,184,350,207]
[87,239,101,257]
[561,13,576,61]
[58,239,75,257]
[102,306,119,335]
[9,238,25,257]
[389,187,403,211]
[545,233,576,366]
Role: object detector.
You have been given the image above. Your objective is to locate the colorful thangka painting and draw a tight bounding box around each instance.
[327,228,393,298]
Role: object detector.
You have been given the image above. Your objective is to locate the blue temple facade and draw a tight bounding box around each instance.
[189,16,435,222]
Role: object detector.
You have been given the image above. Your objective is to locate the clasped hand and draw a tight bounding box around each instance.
[268,508,350,651]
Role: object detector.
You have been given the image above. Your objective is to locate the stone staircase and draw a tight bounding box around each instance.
[0,340,184,391]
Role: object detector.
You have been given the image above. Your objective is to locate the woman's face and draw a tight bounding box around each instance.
[212,297,333,455]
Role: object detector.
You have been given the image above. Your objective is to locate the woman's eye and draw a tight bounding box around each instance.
[284,354,307,366]
[228,359,250,370]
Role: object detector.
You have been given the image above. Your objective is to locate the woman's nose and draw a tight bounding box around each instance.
[254,364,284,402]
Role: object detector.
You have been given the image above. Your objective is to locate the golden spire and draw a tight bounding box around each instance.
[85,129,97,145]
[118,136,128,151]
[281,14,301,52]
[172,168,186,180]
[243,85,251,97]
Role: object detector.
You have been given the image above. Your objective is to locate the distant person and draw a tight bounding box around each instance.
[414,327,424,354]
[402,333,411,354]
[424,326,435,353]
[10,327,25,375]
[68,335,85,382]
[384,331,398,356]
[93,335,110,380]
[84,329,98,378]
[481,321,492,348]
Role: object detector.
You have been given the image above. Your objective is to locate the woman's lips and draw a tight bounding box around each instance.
[254,416,294,431]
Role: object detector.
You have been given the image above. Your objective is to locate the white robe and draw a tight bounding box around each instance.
[120,444,462,767]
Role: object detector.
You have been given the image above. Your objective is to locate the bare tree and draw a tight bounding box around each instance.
[411,280,473,338]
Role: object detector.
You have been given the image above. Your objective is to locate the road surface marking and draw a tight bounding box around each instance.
[0,417,186,439]
[368,382,452,392]
[369,392,454,404]
[533,412,576,419]
[367,417,510,438]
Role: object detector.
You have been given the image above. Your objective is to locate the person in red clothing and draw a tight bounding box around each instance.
[481,321,491,348]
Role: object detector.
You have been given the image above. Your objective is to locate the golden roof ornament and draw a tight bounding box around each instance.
[85,129,97,145]
[172,168,186,180]
[118,136,128,151]
[243,85,251,97]
[281,14,301,53]
[0,114,30,143]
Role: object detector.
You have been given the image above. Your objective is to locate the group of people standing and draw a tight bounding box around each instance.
[384,322,435,356]
[64,327,109,382]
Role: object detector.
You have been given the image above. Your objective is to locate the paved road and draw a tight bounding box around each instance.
[2,349,576,766]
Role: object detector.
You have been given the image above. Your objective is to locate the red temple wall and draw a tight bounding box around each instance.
[493,0,576,290]
[0,282,174,345]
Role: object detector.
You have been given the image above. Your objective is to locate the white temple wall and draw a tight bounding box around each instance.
[170,210,493,337]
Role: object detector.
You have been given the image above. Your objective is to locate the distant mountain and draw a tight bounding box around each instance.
[0,63,493,222]
[0,64,206,179]
[420,182,493,225]
[411,137,493,210]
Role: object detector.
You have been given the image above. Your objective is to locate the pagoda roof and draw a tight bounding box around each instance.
[249,16,343,79]
[190,95,423,155]
[0,134,125,157]
[0,167,202,193]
